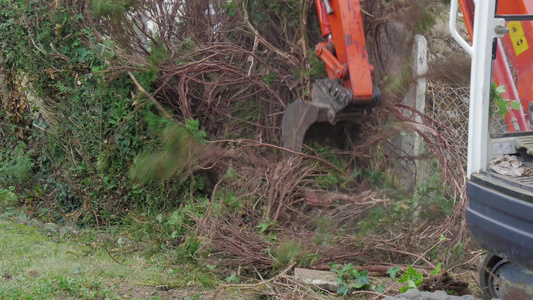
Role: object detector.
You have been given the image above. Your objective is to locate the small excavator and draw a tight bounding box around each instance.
[282,0,533,299]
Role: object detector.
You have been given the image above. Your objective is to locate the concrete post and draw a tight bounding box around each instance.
[399,34,428,188]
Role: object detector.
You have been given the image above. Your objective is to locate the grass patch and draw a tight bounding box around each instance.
[0,218,217,299]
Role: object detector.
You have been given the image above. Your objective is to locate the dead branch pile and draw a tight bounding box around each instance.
[191,148,392,272]
[85,0,316,143]
[83,0,471,276]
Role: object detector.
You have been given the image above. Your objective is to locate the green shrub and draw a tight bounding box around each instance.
[0,143,34,186]
[0,186,18,207]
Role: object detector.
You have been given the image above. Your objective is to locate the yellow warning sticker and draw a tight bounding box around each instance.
[508,21,529,56]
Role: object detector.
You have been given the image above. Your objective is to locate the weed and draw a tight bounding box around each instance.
[357,161,453,237]
[448,243,466,263]
[330,263,371,296]
[431,263,442,275]
[389,67,412,95]
[387,266,400,279]
[274,240,302,268]
[490,83,521,119]
[92,0,135,17]
[374,283,386,293]
[222,0,237,17]
[0,186,18,207]
[398,266,423,293]
[185,293,203,300]
[414,1,436,33]
[312,217,334,246]
[225,271,241,283]
[273,240,318,269]
[130,118,207,182]
[302,49,328,81]
[0,142,34,186]
[396,263,444,293]
[412,167,454,219]
[257,220,276,233]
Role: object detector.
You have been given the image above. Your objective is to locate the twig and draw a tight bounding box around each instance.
[29,35,47,56]
[50,43,72,61]
[448,250,485,271]
[253,267,276,295]
[351,290,384,297]
[103,242,130,267]
[322,252,364,262]
[211,262,297,300]
[209,139,348,176]
[127,71,178,122]
[361,8,375,18]
[247,36,259,76]
[469,270,482,293]
[375,247,436,269]
[197,177,224,231]
[242,0,298,66]
[411,238,447,267]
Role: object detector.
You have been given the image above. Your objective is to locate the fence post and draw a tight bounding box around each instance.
[399,34,428,188]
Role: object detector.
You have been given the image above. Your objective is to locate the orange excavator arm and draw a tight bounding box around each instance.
[497,1,533,123]
[282,0,379,152]
[314,0,373,100]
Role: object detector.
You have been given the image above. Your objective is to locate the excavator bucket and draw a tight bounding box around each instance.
[282,79,345,153]
[281,100,325,153]
[281,79,378,153]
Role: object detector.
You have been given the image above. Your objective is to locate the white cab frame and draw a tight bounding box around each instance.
[449,0,499,178]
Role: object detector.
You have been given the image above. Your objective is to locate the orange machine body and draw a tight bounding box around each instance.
[314,0,373,101]
[459,0,532,131]
[497,1,533,118]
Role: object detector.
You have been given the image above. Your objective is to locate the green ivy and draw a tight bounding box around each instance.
[398,266,423,293]
[0,1,197,223]
[330,263,372,296]
[490,83,522,120]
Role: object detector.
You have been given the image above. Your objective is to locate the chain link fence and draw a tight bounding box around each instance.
[426,82,470,167]
[426,82,512,169]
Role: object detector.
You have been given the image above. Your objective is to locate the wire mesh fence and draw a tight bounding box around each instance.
[426,82,513,169]
[426,82,470,167]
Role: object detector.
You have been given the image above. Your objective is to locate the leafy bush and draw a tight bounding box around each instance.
[0,186,18,207]
[0,0,165,221]
[0,142,34,186]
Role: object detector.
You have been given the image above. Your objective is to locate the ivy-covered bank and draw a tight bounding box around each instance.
[0,1,207,225]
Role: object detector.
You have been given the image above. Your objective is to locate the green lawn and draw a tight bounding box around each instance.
[0,218,214,299]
